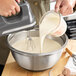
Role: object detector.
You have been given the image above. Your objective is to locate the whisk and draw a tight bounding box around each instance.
[66,48,76,66]
[26,31,35,51]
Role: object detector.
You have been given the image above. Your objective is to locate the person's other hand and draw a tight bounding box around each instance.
[62,68,71,76]
[55,0,76,16]
[58,68,71,76]
[0,0,20,17]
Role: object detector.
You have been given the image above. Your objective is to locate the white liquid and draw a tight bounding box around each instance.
[39,12,60,51]
[12,37,61,53]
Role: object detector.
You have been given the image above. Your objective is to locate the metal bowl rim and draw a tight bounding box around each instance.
[7,33,68,56]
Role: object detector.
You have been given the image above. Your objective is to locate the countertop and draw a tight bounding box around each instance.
[2,40,76,76]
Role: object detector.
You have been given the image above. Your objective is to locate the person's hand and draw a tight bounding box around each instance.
[58,68,71,76]
[0,0,20,17]
[55,0,76,16]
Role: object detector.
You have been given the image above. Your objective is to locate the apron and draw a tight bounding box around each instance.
[27,0,50,25]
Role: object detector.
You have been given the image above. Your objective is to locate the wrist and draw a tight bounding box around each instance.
[75,0,76,5]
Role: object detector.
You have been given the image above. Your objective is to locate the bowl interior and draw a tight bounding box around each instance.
[7,29,68,55]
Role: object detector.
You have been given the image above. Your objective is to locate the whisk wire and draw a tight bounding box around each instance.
[26,31,35,51]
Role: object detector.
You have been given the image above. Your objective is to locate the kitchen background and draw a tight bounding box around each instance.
[0,0,76,72]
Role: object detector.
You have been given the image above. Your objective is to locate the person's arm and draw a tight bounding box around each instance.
[0,0,20,17]
[55,0,76,16]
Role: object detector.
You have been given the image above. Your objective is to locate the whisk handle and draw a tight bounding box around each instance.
[66,48,73,56]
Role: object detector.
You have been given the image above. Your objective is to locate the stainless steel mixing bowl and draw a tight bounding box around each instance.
[7,29,68,71]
